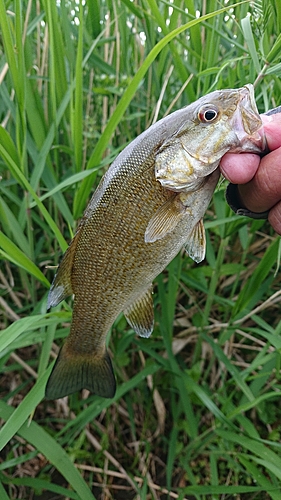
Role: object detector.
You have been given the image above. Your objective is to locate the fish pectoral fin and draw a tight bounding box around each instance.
[123,286,154,338]
[184,218,206,263]
[45,344,116,400]
[145,195,188,243]
[47,232,80,310]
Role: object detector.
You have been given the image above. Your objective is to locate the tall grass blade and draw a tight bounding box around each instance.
[73,3,245,218]
[0,399,96,500]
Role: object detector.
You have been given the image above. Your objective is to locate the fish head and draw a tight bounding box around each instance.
[155,84,266,191]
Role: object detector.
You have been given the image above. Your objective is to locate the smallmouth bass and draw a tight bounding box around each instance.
[46,84,265,400]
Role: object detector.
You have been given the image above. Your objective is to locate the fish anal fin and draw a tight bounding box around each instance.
[47,232,80,310]
[145,195,189,243]
[124,286,154,338]
[184,218,206,263]
[45,343,116,399]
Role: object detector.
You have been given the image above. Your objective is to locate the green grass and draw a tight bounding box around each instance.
[1,0,281,498]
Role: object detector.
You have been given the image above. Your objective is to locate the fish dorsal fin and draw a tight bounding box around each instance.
[184,218,206,263]
[123,286,154,338]
[145,195,188,243]
[47,231,80,310]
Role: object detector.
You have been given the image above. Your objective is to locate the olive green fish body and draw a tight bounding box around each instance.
[46,84,265,400]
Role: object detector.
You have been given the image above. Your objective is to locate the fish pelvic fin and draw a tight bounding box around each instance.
[145,194,188,243]
[45,344,116,400]
[123,286,154,338]
[47,232,80,310]
[184,218,206,263]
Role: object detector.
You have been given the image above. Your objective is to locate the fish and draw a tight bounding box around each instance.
[45,84,266,400]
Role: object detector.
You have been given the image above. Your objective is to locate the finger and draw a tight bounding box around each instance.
[220,113,281,184]
[262,114,281,150]
[220,152,260,184]
[238,146,281,213]
[268,202,281,235]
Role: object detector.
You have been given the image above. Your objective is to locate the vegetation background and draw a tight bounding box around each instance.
[1,0,281,498]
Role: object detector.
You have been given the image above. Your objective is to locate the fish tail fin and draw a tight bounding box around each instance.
[45,344,116,400]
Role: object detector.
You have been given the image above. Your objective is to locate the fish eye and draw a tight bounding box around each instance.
[198,105,219,123]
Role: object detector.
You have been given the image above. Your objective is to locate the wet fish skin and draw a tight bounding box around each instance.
[45,84,265,400]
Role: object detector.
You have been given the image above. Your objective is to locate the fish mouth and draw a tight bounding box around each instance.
[235,84,267,153]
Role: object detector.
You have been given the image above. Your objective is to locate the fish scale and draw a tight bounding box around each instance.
[45,84,266,400]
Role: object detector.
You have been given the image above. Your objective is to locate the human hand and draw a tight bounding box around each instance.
[220,113,281,235]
